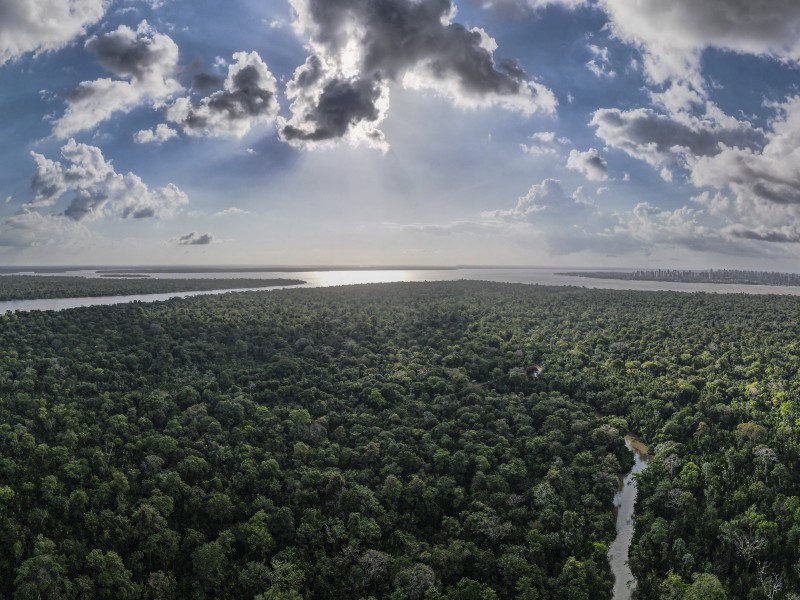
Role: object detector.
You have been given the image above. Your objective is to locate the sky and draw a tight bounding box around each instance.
[1,0,799,268]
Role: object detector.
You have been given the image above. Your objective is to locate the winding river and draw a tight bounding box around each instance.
[609,436,650,600]
[5,267,800,316]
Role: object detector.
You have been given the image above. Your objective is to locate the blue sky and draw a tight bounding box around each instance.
[1,0,799,267]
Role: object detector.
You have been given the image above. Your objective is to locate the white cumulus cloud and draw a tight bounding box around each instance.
[0,0,107,65]
[53,21,182,138]
[134,123,178,144]
[566,148,609,182]
[599,0,800,85]
[28,139,188,221]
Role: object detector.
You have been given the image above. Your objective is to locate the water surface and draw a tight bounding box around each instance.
[609,436,650,600]
[5,267,800,315]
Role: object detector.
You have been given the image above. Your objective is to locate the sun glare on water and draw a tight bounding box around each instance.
[310,270,413,287]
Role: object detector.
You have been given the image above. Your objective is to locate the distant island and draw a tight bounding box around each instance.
[560,269,800,286]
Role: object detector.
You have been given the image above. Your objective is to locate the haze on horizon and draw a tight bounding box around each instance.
[1,0,799,269]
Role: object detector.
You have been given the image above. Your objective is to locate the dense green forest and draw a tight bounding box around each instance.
[0,276,304,301]
[1,281,798,599]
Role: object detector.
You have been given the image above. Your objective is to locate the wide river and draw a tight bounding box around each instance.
[609,436,650,600]
[5,267,800,314]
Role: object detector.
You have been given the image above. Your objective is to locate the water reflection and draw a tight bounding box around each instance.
[310,270,414,287]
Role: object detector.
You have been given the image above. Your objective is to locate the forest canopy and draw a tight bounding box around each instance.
[0,281,798,599]
[0,276,304,301]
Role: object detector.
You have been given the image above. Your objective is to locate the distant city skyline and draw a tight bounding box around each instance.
[1,0,800,268]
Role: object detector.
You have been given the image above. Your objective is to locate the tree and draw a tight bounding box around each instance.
[393,564,436,600]
[13,537,70,600]
[85,549,139,599]
[684,573,726,600]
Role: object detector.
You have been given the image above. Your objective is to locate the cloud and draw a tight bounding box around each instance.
[688,97,800,228]
[520,143,559,157]
[650,81,704,114]
[585,44,616,79]
[215,207,248,217]
[402,220,502,236]
[725,225,800,244]
[0,210,91,250]
[0,0,107,65]
[134,123,178,144]
[280,0,556,149]
[166,51,279,138]
[566,148,609,182]
[598,0,800,85]
[53,21,182,138]
[268,19,288,29]
[402,179,597,240]
[532,131,555,142]
[520,130,568,156]
[485,178,595,222]
[175,232,215,245]
[404,175,793,257]
[591,105,765,167]
[594,95,800,239]
[477,0,587,17]
[280,56,390,150]
[192,72,222,91]
[27,139,188,221]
